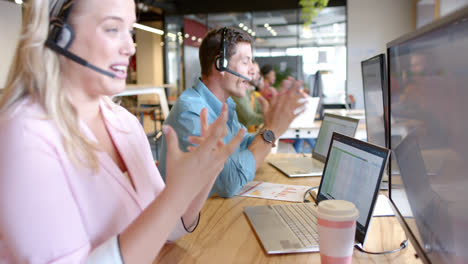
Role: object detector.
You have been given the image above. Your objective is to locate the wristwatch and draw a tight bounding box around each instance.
[260,129,276,147]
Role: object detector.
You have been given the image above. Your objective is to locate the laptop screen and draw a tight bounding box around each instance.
[289,97,320,128]
[312,113,359,162]
[317,132,389,244]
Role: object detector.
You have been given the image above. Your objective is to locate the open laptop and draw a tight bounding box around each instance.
[289,97,320,128]
[245,132,390,254]
[269,113,359,177]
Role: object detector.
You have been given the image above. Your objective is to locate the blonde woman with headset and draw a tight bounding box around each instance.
[0,0,245,263]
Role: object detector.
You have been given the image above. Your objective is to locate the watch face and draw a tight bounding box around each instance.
[263,130,274,142]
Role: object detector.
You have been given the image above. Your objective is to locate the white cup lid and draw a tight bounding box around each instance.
[317,200,359,222]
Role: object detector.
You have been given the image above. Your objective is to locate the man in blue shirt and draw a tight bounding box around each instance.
[159,27,304,197]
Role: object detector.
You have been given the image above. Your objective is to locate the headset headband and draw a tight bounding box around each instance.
[220,27,227,62]
[49,0,74,21]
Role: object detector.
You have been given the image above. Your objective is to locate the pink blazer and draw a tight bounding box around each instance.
[0,98,181,263]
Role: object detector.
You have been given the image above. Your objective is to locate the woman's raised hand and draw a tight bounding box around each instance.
[163,103,245,200]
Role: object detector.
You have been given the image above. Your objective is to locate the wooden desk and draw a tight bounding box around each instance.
[116,85,170,119]
[323,109,366,120]
[279,121,322,139]
[154,154,422,264]
[275,121,367,154]
[279,112,367,140]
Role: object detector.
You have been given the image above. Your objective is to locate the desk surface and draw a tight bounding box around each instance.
[279,120,366,141]
[154,154,422,264]
[115,85,170,119]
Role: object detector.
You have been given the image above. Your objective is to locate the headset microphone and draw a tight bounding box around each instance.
[248,77,261,89]
[46,0,117,79]
[215,27,252,83]
[45,39,116,78]
[223,68,251,82]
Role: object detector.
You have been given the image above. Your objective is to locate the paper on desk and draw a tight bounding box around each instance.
[236,181,311,202]
[237,181,395,215]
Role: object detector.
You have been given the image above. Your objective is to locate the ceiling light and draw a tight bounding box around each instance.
[185,33,189,38]
[267,26,272,30]
[15,0,23,4]
[264,24,269,27]
[252,32,256,36]
[177,32,182,36]
[302,28,313,39]
[239,23,244,27]
[191,36,196,41]
[248,29,252,33]
[243,26,248,31]
[133,23,164,35]
[198,38,203,43]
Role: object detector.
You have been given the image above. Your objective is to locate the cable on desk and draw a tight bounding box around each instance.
[354,239,408,255]
[303,186,318,203]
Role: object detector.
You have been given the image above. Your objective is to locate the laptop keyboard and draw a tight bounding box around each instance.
[270,157,324,175]
[287,158,324,173]
[271,203,319,247]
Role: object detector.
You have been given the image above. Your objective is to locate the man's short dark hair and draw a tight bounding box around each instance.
[199,27,253,77]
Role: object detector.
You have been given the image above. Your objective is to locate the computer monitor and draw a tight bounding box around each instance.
[309,70,324,119]
[388,6,468,264]
[361,54,387,148]
[361,54,389,188]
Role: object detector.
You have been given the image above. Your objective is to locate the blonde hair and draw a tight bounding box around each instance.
[0,0,99,170]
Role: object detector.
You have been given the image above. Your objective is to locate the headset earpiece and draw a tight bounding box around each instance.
[48,20,75,50]
[47,0,75,50]
[215,56,228,71]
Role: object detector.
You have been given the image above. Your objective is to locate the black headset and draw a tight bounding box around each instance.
[45,0,116,78]
[214,27,252,82]
[215,27,229,72]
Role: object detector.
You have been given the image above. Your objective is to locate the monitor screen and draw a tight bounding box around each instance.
[313,113,359,161]
[388,6,468,263]
[361,54,387,148]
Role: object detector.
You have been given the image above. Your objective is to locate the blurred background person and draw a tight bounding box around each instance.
[232,60,266,132]
[259,64,278,101]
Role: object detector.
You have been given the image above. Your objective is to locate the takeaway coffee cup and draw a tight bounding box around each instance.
[315,200,359,264]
